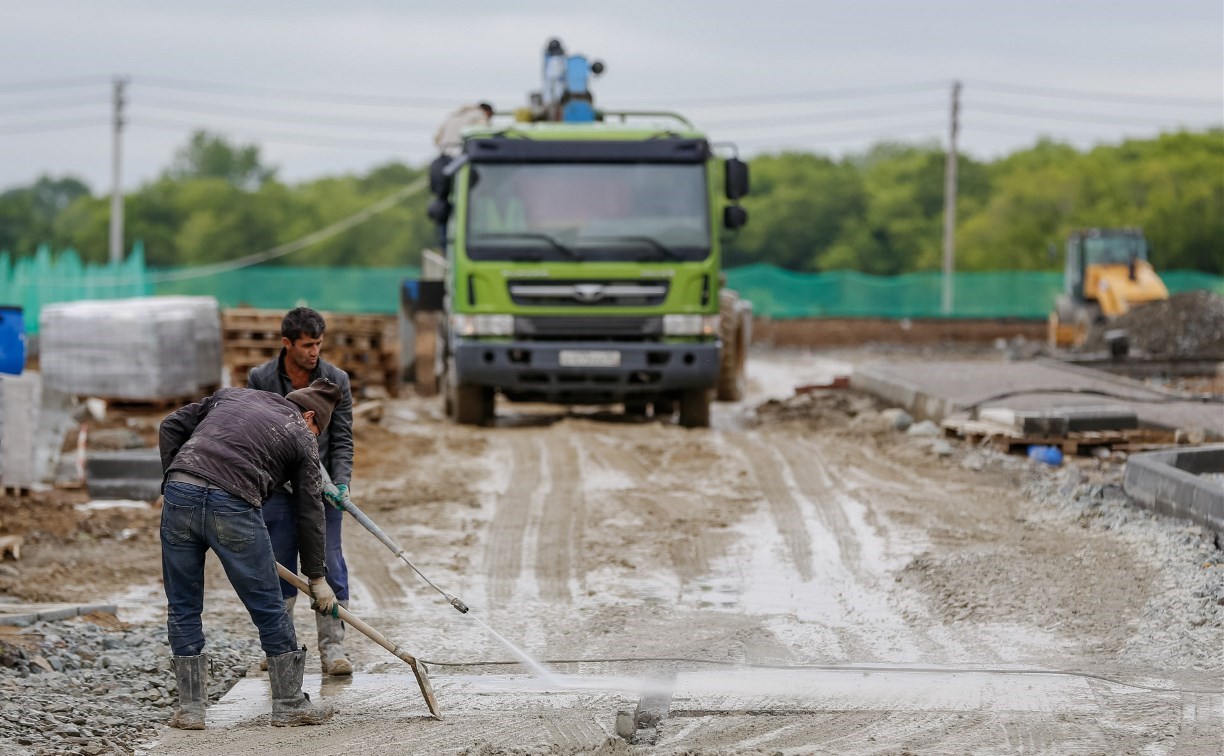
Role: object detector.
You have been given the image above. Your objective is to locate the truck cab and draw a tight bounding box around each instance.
[427,120,749,426]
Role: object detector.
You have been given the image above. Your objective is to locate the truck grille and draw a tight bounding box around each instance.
[515,316,662,341]
[508,279,669,307]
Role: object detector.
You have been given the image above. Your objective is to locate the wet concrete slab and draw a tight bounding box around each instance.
[853,358,1224,436]
[144,665,1133,754]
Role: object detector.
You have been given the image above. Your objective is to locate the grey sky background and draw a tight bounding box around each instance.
[2,0,1221,192]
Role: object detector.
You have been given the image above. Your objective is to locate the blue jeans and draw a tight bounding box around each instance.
[161,482,298,657]
[261,491,350,602]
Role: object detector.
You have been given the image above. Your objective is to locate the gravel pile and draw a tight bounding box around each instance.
[1087,290,1224,357]
[0,617,259,755]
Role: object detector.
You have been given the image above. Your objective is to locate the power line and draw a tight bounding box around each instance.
[729,121,946,147]
[699,101,946,130]
[147,178,427,282]
[133,75,469,109]
[0,96,109,116]
[633,80,950,108]
[966,101,1213,127]
[0,117,111,135]
[130,117,424,152]
[0,75,110,94]
[970,80,1222,109]
[134,95,442,132]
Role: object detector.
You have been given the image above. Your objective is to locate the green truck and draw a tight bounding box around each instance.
[421,39,751,428]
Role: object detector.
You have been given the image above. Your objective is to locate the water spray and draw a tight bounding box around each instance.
[320,466,469,613]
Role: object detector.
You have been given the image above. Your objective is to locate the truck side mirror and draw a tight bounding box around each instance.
[429,156,453,197]
[723,205,748,230]
[427,197,451,225]
[725,158,749,200]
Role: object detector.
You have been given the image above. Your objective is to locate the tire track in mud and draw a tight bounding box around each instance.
[535,431,583,602]
[483,434,541,607]
[730,433,814,581]
[774,435,863,578]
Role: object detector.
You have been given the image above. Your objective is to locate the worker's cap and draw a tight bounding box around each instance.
[286,378,341,435]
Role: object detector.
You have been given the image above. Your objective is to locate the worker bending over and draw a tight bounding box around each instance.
[159,380,341,729]
[248,307,356,676]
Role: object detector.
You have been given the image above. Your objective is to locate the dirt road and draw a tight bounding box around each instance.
[6,349,1222,754]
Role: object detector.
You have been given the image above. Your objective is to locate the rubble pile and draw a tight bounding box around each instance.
[1088,290,1224,357]
[0,616,258,754]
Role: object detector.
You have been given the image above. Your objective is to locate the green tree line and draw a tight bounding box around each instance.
[1,128,1221,273]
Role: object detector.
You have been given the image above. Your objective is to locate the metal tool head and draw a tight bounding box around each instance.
[449,596,470,614]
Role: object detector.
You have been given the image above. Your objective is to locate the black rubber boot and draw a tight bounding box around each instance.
[168,654,208,730]
[268,647,335,726]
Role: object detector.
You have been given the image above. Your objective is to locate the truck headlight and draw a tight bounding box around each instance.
[451,314,514,337]
[663,314,719,336]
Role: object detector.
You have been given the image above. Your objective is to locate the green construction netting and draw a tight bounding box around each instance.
[155,265,421,315]
[0,245,152,334]
[4,248,1222,332]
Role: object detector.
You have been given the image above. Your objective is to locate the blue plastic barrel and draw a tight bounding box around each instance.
[0,306,26,375]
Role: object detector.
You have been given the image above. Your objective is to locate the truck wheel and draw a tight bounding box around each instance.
[678,388,711,428]
[716,292,749,402]
[653,398,676,418]
[454,384,493,426]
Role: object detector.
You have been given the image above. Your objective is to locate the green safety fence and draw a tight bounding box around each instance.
[4,248,1222,330]
[0,244,152,333]
[155,265,420,315]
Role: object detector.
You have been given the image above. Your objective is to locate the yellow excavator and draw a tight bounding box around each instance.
[1047,228,1169,348]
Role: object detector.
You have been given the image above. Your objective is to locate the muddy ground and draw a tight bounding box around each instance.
[1,347,1222,755]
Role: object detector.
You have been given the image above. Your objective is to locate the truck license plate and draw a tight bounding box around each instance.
[559,350,621,368]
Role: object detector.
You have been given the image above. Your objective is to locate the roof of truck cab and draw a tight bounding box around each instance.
[461,121,708,142]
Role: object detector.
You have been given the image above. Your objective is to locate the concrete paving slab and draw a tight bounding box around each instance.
[0,602,118,626]
[86,449,162,500]
[853,358,1224,437]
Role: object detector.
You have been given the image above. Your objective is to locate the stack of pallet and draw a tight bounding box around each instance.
[222,308,401,396]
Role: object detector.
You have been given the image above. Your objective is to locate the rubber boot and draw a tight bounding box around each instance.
[318,600,352,676]
[268,648,335,726]
[260,595,297,672]
[168,654,208,730]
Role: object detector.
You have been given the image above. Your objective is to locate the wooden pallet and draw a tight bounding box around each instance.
[941,418,1176,455]
[221,308,401,397]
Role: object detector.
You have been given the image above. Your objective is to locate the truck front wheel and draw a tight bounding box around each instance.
[454,384,494,426]
[678,388,711,428]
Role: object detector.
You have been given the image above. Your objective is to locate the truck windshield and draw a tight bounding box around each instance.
[1084,235,1148,265]
[465,163,711,262]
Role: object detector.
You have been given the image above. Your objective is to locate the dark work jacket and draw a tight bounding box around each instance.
[158,387,328,579]
[246,351,353,487]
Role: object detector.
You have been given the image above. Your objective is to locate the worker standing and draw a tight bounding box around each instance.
[248,307,356,676]
[159,380,342,728]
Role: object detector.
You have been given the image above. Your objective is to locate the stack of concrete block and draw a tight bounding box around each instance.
[0,372,39,490]
[40,297,222,401]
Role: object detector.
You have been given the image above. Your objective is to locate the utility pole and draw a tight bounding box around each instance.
[109,77,128,265]
[941,80,961,316]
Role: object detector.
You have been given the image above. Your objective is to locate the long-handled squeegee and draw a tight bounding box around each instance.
[319,465,470,614]
[275,564,441,719]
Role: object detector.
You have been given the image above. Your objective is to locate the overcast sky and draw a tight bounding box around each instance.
[1,0,1221,192]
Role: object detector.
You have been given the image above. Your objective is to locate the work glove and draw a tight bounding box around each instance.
[308,578,339,618]
[324,483,349,510]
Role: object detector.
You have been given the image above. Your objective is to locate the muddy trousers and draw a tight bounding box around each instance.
[161,481,298,657]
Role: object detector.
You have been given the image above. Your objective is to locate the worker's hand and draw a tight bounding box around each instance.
[324,483,349,509]
[308,578,338,618]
